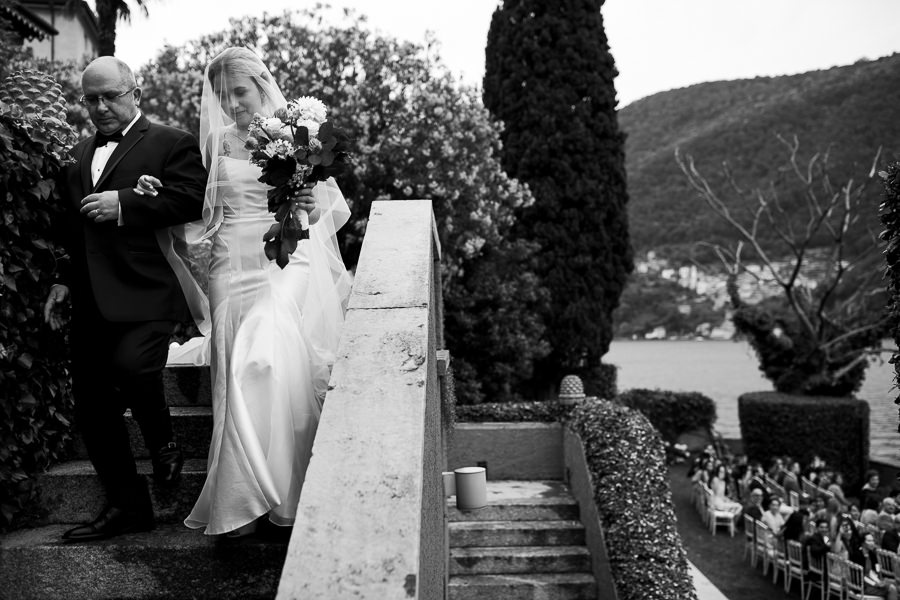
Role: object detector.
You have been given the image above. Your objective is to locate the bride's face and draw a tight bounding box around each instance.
[216,73,263,130]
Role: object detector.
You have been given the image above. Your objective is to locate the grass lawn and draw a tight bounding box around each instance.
[668,462,800,600]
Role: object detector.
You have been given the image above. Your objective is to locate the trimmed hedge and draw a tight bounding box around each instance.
[455,400,572,423]
[616,388,716,443]
[569,399,698,600]
[739,391,869,489]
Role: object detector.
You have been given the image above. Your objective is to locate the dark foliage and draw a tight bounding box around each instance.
[738,391,869,489]
[616,389,717,443]
[483,0,633,396]
[0,69,78,529]
[879,161,900,431]
[621,54,900,256]
[568,399,698,600]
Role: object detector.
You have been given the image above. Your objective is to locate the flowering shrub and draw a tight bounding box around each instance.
[0,69,78,529]
[137,8,547,403]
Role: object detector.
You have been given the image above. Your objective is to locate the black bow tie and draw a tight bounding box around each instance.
[95,130,124,147]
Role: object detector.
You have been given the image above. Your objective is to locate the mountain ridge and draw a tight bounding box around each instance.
[618,53,900,258]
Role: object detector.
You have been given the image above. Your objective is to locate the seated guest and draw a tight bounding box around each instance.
[811,494,828,521]
[849,503,862,522]
[783,504,811,551]
[783,460,802,499]
[742,487,766,523]
[881,497,897,518]
[827,471,851,508]
[849,532,898,599]
[710,464,743,513]
[804,518,831,580]
[762,497,787,554]
[882,514,900,553]
[832,515,861,560]
[768,457,785,482]
[862,497,881,527]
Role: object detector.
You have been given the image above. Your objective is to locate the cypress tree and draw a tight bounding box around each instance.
[483,0,633,396]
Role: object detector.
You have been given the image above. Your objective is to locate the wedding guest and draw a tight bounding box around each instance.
[827,471,852,508]
[861,470,886,510]
[849,532,898,599]
[884,515,900,553]
[804,518,831,582]
[880,514,900,553]
[742,488,766,523]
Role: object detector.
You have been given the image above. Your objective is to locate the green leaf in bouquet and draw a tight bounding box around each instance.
[293,126,310,147]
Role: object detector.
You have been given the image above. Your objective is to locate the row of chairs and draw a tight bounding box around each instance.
[743,513,900,599]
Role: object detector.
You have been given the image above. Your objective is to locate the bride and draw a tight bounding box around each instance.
[146,47,351,536]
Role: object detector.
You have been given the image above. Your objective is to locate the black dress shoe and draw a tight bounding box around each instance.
[152,441,184,486]
[62,506,154,542]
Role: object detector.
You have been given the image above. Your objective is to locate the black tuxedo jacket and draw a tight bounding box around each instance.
[57,115,207,322]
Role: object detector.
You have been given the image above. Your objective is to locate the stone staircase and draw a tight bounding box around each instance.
[0,367,289,600]
[447,480,599,600]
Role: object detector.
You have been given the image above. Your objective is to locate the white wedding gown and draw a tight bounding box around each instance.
[180,157,337,535]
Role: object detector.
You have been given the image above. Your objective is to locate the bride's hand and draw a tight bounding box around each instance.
[134,175,162,196]
[291,183,316,215]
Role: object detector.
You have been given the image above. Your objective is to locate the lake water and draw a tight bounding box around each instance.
[605,339,900,462]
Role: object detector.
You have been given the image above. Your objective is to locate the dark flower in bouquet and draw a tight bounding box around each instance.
[245,96,351,268]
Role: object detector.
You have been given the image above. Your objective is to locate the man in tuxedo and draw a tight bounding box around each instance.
[43,56,206,541]
[803,518,831,582]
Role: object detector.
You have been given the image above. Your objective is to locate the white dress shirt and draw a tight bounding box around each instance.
[90,112,141,225]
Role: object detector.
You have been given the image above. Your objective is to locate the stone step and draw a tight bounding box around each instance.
[447,480,579,522]
[0,523,288,600]
[449,520,586,548]
[449,545,592,576]
[71,406,213,460]
[448,573,598,600]
[38,459,208,525]
[163,366,211,406]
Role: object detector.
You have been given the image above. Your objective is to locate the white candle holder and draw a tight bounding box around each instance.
[454,466,487,510]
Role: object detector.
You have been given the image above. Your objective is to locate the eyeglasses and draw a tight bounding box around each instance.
[79,87,136,107]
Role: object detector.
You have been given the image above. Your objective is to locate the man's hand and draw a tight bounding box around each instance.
[44,284,70,330]
[134,174,162,197]
[80,190,120,223]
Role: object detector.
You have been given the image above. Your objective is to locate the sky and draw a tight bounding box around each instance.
[112,0,900,108]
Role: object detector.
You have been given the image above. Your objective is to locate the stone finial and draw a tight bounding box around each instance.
[558,374,585,405]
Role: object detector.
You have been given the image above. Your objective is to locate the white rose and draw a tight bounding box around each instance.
[262,117,285,137]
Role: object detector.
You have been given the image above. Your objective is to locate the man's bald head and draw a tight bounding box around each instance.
[80,56,140,134]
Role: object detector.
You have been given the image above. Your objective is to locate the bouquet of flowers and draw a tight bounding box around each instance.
[245,96,351,268]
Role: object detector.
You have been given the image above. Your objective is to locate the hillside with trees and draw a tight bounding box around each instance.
[620,53,900,260]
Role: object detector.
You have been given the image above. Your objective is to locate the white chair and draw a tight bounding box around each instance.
[771,539,788,587]
[706,489,739,537]
[801,476,817,497]
[743,514,756,565]
[825,552,845,600]
[755,520,773,575]
[875,548,898,585]
[844,560,888,600]
[786,539,806,594]
[806,547,826,600]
